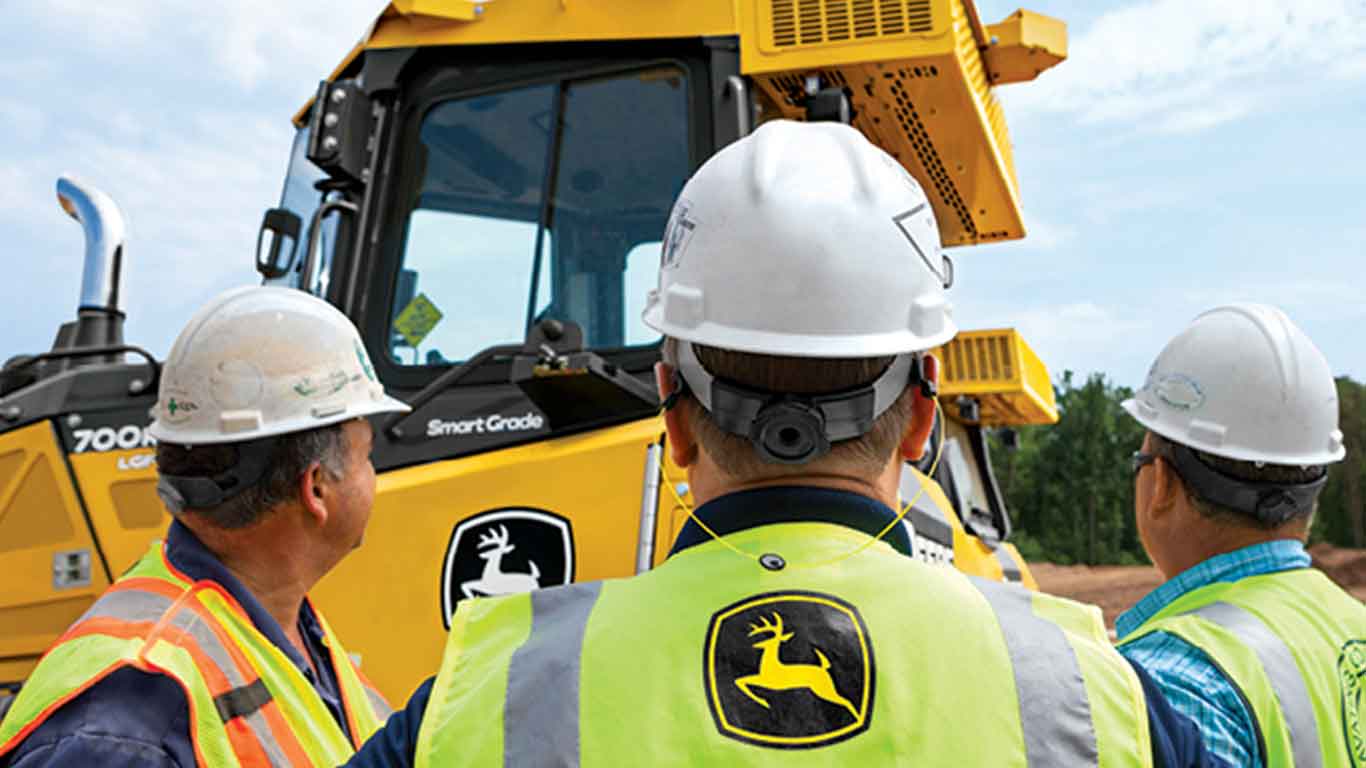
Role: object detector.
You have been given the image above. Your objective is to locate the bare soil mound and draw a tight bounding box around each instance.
[1030,563,1163,630]
[1308,544,1366,602]
[1030,545,1366,630]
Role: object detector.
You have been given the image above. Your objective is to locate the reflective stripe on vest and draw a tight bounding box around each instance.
[1119,567,1366,768]
[0,583,292,767]
[970,577,1099,766]
[504,582,603,766]
[0,541,388,766]
[313,607,393,744]
[417,522,1150,767]
[1187,601,1322,768]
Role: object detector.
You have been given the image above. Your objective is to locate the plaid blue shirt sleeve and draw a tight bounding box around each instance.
[1121,630,1259,768]
[1115,540,1311,768]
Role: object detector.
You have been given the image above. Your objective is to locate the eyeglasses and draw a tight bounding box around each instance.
[1131,451,1157,476]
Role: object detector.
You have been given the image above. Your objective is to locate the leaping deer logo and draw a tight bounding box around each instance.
[459,525,541,599]
[734,612,859,719]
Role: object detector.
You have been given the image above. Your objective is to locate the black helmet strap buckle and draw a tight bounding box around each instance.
[671,341,926,465]
[156,435,282,513]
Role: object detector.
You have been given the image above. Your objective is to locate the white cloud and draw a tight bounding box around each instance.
[1020,212,1075,250]
[0,0,384,358]
[10,0,381,94]
[0,165,48,229]
[1007,0,1366,133]
[1182,279,1366,323]
[0,100,45,143]
[952,299,1156,385]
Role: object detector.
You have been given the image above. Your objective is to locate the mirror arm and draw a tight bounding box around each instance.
[724,76,752,137]
[301,198,359,293]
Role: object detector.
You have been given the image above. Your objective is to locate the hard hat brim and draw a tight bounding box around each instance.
[149,393,411,446]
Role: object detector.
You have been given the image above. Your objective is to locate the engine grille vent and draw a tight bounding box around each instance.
[934,329,1058,426]
[885,70,975,239]
[941,333,1015,387]
[771,0,933,48]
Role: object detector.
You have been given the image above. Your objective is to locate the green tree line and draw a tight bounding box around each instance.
[991,375,1366,565]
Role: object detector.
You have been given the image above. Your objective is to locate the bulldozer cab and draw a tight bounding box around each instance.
[0,1,1067,706]
[249,6,1063,696]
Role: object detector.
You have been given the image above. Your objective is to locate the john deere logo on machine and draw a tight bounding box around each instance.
[705,591,873,749]
[1340,639,1366,766]
[440,508,574,628]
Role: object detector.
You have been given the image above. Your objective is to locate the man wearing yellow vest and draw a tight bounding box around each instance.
[0,286,410,766]
[344,121,1218,767]
[1117,304,1366,767]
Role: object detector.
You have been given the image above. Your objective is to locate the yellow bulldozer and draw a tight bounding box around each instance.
[0,0,1066,708]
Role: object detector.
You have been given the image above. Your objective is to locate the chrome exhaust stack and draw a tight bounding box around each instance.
[0,176,133,396]
[58,175,127,317]
[51,175,126,360]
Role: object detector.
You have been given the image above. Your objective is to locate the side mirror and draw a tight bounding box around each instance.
[255,208,302,279]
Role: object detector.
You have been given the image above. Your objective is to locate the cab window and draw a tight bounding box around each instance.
[390,66,690,365]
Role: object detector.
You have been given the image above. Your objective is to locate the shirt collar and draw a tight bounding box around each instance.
[667,486,914,558]
[165,519,317,676]
[1116,539,1311,638]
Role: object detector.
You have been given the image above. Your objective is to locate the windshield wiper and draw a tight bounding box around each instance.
[382,342,524,439]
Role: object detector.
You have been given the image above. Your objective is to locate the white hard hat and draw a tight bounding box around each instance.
[1122,303,1344,466]
[149,286,410,445]
[641,120,956,358]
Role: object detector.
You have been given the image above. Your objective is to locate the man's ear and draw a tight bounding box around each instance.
[899,354,939,462]
[297,461,330,528]
[1148,453,1180,521]
[656,362,698,468]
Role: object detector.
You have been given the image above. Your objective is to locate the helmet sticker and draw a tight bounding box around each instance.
[892,204,949,288]
[293,369,352,398]
[162,391,200,423]
[355,340,379,382]
[662,199,697,269]
[704,591,874,748]
[1149,373,1205,411]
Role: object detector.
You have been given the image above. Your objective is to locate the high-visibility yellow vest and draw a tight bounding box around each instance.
[0,541,391,767]
[416,521,1153,766]
[1119,567,1366,768]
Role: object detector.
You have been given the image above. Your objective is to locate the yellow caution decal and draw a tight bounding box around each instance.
[393,293,444,348]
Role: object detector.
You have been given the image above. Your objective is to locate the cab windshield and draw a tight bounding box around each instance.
[389,65,690,365]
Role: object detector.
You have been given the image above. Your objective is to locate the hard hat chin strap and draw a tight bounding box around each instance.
[156,435,281,513]
[669,341,930,465]
[1159,439,1328,526]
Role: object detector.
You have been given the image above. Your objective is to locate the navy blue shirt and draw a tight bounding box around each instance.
[4,521,350,768]
[345,487,1226,768]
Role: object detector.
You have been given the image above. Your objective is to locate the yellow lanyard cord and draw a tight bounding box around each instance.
[660,399,946,570]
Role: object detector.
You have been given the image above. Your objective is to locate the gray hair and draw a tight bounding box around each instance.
[155,424,349,529]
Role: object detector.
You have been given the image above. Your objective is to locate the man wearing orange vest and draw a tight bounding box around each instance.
[0,286,411,767]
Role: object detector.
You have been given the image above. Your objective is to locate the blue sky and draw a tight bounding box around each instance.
[2,0,1362,390]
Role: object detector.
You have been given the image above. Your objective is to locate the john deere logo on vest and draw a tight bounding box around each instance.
[1341,639,1366,767]
[705,591,873,748]
[440,508,574,628]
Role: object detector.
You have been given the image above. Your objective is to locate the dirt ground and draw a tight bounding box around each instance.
[1030,544,1366,630]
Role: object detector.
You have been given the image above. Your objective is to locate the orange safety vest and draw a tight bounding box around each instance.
[0,541,390,766]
